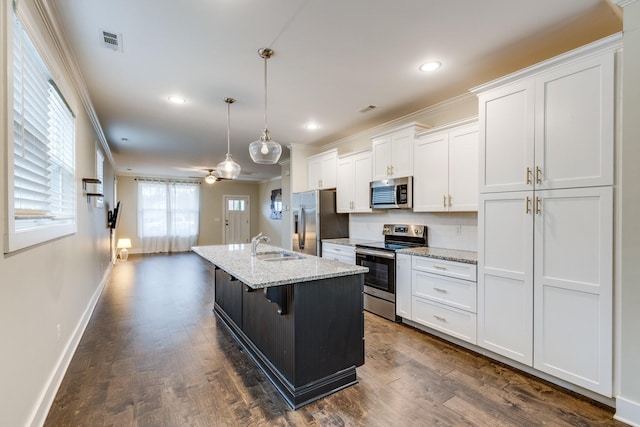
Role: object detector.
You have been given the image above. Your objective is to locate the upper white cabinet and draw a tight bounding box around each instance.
[371,123,427,180]
[336,150,372,213]
[414,119,478,212]
[477,50,615,193]
[307,149,338,190]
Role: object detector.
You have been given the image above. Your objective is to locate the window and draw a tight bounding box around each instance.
[7,12,76,252]
[137,180,200,253]
[227,199,246,211]
[95,148,104,208]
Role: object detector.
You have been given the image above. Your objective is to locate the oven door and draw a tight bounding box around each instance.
[355,248,396,296]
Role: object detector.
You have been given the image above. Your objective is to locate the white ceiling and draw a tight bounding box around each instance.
[48,0,621,181]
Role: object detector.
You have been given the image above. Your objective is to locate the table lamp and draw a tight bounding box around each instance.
[117,238,132,261]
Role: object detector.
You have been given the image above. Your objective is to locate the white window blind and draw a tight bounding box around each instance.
[95,148,104,207]
[7,12,76,252]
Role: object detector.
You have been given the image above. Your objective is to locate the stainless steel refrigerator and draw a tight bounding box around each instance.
[292,189,349,256]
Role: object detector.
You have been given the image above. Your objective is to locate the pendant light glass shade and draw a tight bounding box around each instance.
[249,48,282,164]
[216,98,241,179]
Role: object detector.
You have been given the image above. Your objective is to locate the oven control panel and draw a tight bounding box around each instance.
[383,224,425,238]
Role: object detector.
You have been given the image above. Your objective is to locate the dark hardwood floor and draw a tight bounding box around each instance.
[45,252,621,426]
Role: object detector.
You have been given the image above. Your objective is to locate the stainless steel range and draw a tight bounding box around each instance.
[355,224,427,321]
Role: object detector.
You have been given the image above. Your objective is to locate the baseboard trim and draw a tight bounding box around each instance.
[615,396,640,426]
[29,264,112,427]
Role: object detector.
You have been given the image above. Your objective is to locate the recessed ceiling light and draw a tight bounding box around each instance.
[305,122,319,130]
[419,61,442,72]
[168,96,186,104]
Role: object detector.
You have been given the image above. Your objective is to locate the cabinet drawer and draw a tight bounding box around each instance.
[412,297,477,344]
[322,244,355,265]
[412,256,477,281]
[412,271,477,313]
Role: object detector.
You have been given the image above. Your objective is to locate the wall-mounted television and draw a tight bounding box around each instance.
[108,201,121,229]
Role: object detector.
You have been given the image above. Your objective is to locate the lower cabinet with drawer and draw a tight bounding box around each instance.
[403,255,478,344]
[322,242,356,265]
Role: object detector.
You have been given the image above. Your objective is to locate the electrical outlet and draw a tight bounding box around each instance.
[455,225,462,236]
[56,324,61,341]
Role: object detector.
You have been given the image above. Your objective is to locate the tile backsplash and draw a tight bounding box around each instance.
[349,211,477,252]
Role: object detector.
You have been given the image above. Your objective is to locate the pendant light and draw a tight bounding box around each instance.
[249,48,282,164]
[216,97,241,179]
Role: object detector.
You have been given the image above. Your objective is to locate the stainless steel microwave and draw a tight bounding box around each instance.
[370,176,413,209]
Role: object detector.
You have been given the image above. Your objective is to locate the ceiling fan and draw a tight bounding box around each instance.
[188,168,252,184]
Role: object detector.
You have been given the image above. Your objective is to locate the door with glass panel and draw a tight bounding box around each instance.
[224,195,250,244]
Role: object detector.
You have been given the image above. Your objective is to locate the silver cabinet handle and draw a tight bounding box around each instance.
[433,265,447,270]
[433,287,448,293]
[433,315,447,322]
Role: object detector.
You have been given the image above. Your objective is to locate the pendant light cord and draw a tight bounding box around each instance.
[227,100,231,154]
[263,54,268,130]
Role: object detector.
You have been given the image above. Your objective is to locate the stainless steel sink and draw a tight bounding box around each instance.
[255,251,305,261]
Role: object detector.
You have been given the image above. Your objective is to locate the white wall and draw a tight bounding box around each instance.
[0,1,113,425]
[617,1,640,425]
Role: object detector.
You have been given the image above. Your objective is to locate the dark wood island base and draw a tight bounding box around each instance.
[213,268,365,409]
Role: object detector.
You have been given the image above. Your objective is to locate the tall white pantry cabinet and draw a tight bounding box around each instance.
[472,36,619,396]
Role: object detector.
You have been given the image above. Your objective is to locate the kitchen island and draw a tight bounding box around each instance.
[192,244,368,409]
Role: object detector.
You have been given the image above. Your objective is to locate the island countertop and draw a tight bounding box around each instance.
[192,244,368,289]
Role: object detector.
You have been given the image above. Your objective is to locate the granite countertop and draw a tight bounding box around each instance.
[193,244,368,289]
[399,247,477,264]
[322,238,379,247]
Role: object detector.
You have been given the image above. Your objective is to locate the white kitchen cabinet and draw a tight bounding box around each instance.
[411,256,478,344]
[308,149,338,190]
[414,119,478,212]
[533,187,613,396]
[478,187,613,394]
[477,50,614,194]
[371,123,427,180]
[395,253,412,319]
[473,38,618,396]
[322,242,355,265]
[336,150,372,213]
[477,191,534,365]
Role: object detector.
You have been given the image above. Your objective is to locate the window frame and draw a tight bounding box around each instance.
[5,6,77,253]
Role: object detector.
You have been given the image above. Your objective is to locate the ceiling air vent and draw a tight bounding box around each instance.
[359,105,377,113]
[100,29,123,52]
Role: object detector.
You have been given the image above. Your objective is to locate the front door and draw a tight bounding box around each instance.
[224,195,250,244]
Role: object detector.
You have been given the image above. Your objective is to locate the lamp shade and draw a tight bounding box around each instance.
[249,129,282,164]
[204,172,217,184]
[216,154,241,179]
[216,97,241,179]
[117,238,132,249]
